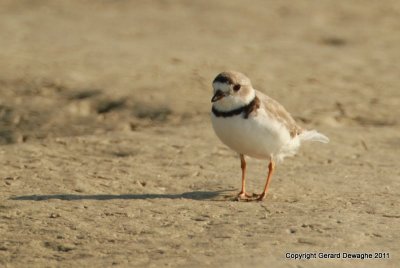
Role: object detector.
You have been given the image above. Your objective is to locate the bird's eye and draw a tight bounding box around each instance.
[233,84,241,91]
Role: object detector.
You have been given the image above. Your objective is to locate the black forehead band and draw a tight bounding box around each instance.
[213,74,234,85]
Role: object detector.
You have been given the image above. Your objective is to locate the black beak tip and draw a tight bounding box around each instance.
[211,90,224,103]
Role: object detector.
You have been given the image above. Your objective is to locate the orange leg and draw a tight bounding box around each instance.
[257,159,275,201]
[237,154,252,200]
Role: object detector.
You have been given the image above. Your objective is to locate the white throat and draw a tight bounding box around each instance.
[213,88,256,112]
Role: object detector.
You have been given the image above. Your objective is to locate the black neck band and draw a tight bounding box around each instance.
[212,96,258,118]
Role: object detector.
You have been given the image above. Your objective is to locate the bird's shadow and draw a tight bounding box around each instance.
[10,190,235,202]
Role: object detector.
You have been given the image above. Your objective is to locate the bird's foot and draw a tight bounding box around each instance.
[235,191,257,201]
[256,192,267,201]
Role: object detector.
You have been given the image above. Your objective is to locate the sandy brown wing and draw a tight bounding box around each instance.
[256,90,302,138]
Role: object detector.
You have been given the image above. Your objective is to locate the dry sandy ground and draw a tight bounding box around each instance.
[1,1,399,267]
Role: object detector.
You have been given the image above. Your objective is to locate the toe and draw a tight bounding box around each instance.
[236,191,254,201]
[237,192,247,199]
[256,193,266,201]
[237,191,252,198]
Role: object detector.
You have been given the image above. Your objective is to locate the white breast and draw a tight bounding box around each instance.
[211,109,292,159]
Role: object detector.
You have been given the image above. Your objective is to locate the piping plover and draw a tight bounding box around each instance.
[210,71,329,201]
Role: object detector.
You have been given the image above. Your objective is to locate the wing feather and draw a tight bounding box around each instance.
[255,90,302,137]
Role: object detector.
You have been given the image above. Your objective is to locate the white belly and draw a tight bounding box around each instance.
[211,110,291,159]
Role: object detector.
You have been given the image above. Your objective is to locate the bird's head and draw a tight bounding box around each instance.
[211,71,256,111]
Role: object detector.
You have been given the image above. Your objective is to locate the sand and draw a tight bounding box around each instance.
[0,1,399,267]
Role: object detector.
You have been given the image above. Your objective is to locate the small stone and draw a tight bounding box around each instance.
[50,213,61,218]
[298,238,316,245]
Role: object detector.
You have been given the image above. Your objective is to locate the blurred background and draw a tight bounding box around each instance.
[1,1,400,267]
[1,0,399,144]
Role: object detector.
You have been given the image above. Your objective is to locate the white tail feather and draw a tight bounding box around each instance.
[299,130,329,143]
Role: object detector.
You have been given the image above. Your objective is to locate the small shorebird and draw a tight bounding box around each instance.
[210,71,329,201]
